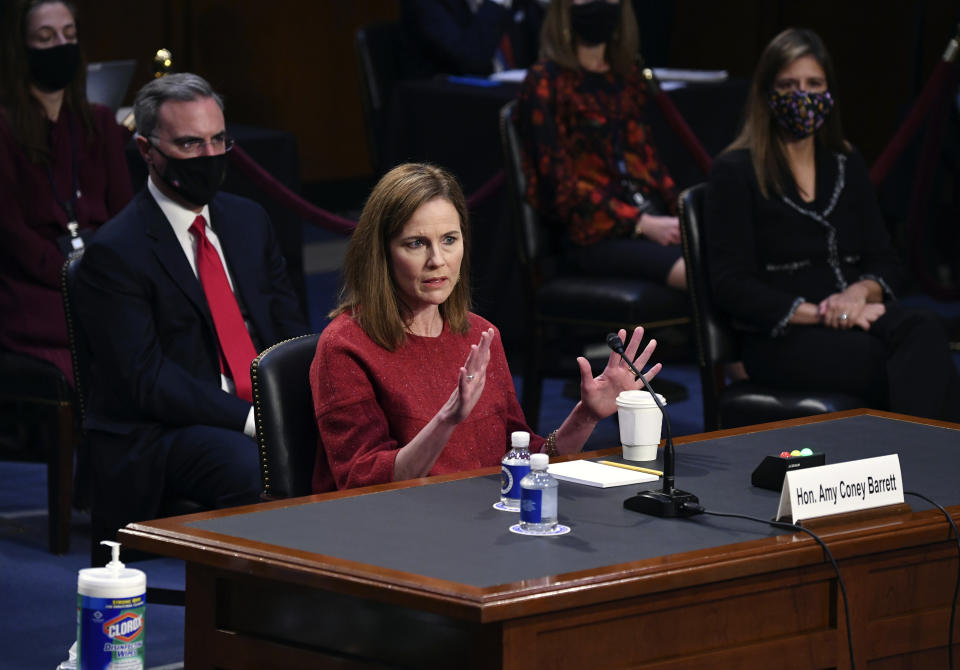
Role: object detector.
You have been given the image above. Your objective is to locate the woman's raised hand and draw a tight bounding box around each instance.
[439,327,494,425]
[578,326,661,421]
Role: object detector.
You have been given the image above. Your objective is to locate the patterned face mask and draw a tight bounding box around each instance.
[768,89,834,138]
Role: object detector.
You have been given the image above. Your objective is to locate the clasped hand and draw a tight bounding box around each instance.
[637,214,681,246]
[819,285,885,331]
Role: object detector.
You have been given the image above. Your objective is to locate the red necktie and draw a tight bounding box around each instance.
[189,215,257,402]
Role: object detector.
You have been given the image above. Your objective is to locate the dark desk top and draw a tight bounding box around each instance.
[187,414,959,589]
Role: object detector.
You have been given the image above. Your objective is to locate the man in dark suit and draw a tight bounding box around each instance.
[76,73,308,560]
[403,0,545,76]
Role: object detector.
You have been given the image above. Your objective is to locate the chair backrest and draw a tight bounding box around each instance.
[61,252,89,424]
[251,333,321,499]
[678,183,741,427]
[355,20,405,175]
[500,99,564,276]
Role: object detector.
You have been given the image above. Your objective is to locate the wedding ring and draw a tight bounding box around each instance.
[466,374,475,381]
[839,313,849,322]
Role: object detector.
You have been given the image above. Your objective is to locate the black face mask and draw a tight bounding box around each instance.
[26,43,81,92]
[570,1,621,47]
[151,143,229,207]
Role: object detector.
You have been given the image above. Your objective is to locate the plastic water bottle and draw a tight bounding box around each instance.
[500,431,531,509]
[520,453,558,533]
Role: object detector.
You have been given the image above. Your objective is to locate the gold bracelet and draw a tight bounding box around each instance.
[544,429,560,457]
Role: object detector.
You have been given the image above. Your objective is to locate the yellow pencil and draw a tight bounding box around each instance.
[597,460,663,477]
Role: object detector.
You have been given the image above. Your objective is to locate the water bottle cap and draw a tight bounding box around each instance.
[510,431,530,448]
[530,453,549,469]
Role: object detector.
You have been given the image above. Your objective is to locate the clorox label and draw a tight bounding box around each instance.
[78,594,145,669]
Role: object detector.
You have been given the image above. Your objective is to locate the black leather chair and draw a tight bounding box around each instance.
[251,333,321,499]
[499,100,690,431]
[678,183,866,431]
[0,347,78,554]
[355,21,407,176]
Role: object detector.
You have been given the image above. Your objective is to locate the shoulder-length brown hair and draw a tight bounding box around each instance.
[0,0,94,165]
[726,27,851,199]
[539,0,640,76]
[331,163,473,351]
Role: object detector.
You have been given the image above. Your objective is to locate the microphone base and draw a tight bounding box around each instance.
[624,488,702,518]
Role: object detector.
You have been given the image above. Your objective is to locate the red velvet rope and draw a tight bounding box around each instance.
[229,146,506,236]
[869,58,956,188]
[229,145,358,234]
[466,170,505,208]
[650,89,713,176]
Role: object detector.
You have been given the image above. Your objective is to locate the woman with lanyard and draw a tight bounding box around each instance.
[0,0,133,385]
[517,0,684,290]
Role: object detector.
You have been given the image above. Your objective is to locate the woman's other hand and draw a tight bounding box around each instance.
[578,326,661,421]
[637,214,681,246]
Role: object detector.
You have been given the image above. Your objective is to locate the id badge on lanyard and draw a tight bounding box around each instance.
[48,114,84,255]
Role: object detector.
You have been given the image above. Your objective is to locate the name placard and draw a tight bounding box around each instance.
[776,454,904,523]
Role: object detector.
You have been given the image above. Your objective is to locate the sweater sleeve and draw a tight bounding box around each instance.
[310,331,400,490]
[705,151,807,335]
[517,62,641,245]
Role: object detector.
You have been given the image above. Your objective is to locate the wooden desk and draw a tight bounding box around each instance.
[119,410,960,669]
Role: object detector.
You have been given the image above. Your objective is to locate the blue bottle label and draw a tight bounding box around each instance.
[501,463,530,498]
[521,489,543,523]
[78,593,145,669]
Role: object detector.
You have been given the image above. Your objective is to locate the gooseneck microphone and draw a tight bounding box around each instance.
[606,333,701,518]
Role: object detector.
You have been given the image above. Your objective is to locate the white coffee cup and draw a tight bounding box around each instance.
[615,390,666,461]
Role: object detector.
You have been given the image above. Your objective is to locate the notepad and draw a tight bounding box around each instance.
[547,460,659,488]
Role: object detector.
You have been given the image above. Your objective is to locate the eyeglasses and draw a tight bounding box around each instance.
[149,133,234,156]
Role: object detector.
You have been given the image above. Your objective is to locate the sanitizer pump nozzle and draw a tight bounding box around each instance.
[100,540,125,572]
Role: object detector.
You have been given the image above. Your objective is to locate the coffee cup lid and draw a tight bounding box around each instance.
[615,389,666,407]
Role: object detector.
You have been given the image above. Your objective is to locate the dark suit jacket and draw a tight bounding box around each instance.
[403,0,543,76]
[75,188,308,523]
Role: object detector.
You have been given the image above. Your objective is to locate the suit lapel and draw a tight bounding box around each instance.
[141,191,213,324]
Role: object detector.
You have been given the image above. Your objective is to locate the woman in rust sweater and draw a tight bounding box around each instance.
[310,163,661,491]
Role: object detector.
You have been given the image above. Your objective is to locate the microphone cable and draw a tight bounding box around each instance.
[681,503,856,670]
[905,491,960,670]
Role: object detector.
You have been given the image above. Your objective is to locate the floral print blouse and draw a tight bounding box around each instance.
[517,59,677,246]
